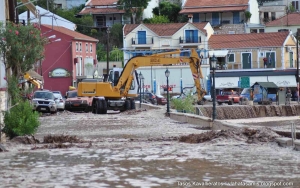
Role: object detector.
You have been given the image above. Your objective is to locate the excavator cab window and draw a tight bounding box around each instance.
[114,71,119,86]
[108,71,113,83]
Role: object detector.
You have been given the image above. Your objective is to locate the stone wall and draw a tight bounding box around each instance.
[196,105,300,120]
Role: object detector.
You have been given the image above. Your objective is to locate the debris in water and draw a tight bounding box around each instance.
[121,109,147,115]
[179,128,280,144]
[43,134,83,143]
[11,136,40,144]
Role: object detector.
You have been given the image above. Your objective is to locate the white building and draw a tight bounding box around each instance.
[19,5,76,31]
[54,0,86,9]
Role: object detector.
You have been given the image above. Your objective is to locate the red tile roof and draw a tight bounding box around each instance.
[265,13,300,26]
[180,6,247,14]
[208,31,290,49]
[86,0,118,6]
[124,22,208,36]
[42,25,99,42]
[79,7,125,15]
[184,0,249,7]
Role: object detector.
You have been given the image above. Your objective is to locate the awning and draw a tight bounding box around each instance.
[215,77,239,89]
[26,70,43,81]
[267,75,296,87]
[250,76,268,86]
[209,50,229,57]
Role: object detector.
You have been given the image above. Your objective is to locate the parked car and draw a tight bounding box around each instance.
[31,90,57,114]
[156,94,167,105]
[64,90,93,112]
[216,90,241,105]
[240,88,276,102]
[53,93,65,111]
[204,95,212,102]
[135,92,157,105]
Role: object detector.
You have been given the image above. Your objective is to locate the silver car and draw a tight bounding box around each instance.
[53,93,65,111]
[31,90,57,114]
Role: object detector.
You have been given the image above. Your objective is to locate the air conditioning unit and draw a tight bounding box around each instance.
[286,46,292,52]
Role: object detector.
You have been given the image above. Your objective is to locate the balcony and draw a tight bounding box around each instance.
[179,36,201,47]
[131,37,154,48]
[223,60,296,70]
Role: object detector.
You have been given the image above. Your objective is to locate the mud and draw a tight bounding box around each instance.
[199,105,300,120]
[179,128,280,144]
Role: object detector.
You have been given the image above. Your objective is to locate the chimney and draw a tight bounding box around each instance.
[188,14,193,23]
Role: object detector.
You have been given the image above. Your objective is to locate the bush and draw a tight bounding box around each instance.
[171,92,195,113]
[2,100,40,139]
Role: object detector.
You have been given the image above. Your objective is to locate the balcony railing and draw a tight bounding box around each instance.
[224,60,295,70]
[131,37,154,45]
[179,36,201,43]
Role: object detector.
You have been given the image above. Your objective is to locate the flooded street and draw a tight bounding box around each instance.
[1,108,300,187]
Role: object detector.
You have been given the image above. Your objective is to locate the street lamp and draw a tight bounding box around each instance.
[139,72,143,108]
[106,27,110,82]
[211,54,217,121]
[165,68,170,114]
[142,75,145,102]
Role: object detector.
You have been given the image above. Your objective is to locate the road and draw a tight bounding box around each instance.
[0,107,299,187]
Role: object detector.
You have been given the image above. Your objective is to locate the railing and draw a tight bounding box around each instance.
[131,37,154,45]
[224,61,295,70]
[179,36,201,43]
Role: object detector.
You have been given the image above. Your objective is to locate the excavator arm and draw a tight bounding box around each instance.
[115,49,206,103]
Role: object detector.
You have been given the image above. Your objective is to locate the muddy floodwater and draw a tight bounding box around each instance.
[1,108,300,187]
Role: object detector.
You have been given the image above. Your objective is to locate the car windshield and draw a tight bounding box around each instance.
[34,92,54,99]
[53,93,62,99]
[68,91,77,98]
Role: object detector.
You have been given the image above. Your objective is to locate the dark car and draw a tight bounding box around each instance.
[156,94,167,105]
[136,92,157,105]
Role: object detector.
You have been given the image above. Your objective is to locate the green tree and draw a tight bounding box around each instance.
[152,1,181,23]
[143,15,170,24]
[0,22,46,80]
[109,47,123,61]
[118,0,150,24]
[54,6,94,36]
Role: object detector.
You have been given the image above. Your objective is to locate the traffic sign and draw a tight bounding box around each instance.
[240,77,250,88]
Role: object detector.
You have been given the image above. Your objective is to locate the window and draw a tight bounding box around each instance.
[259,29,265,33]
[227,54,235,62]
[228,31,235,34]
[292,1,299,10]
[76,57,83,76]
[54,4,62,9]
[271,12,275,21]
[79,43,82,52]
[250,29,257,33]
[76,42,78,51]
[85,43,88,52]
[90,44,93,52]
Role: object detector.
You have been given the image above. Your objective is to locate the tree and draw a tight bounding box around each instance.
[0,22,46,79]
[118,0,150,24]
[54,6,94,36]
[143,15,170,24]
[152,1,181,23]
[110,23,123,48]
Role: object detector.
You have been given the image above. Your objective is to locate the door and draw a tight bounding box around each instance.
[212,12,219,26]
[266,52,275,68]
[185,30,198,43]
[138,31,146,44]
[233,12,240,24]
[289,52,293,68]
[242,53,251,69]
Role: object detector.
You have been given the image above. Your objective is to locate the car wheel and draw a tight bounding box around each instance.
[228,100,233,105]
[218,102,223,105]
[50,110,57,114]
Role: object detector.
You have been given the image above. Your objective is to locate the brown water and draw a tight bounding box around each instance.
[199,105,300,120]
[0,142,299,188]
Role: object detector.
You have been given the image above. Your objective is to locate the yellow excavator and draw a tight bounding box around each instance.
[77,49,206,114]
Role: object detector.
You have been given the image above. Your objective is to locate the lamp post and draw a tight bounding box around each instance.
[142,76,145,102]
[139,72,143,108]
[211,54,217,121]
[165,68,170,114]
[106,27,110,82]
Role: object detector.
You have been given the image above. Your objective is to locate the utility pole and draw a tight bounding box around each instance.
[297,28,299,103]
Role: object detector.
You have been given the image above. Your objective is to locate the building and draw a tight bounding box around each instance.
[54,0,86,9]
[208,31,298,88]
[180,0,259,34]
[123,22,214,93]
[19,6,77,31]
[40,25,98,95]
[264,12,300,34]
[78,0,159,29]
